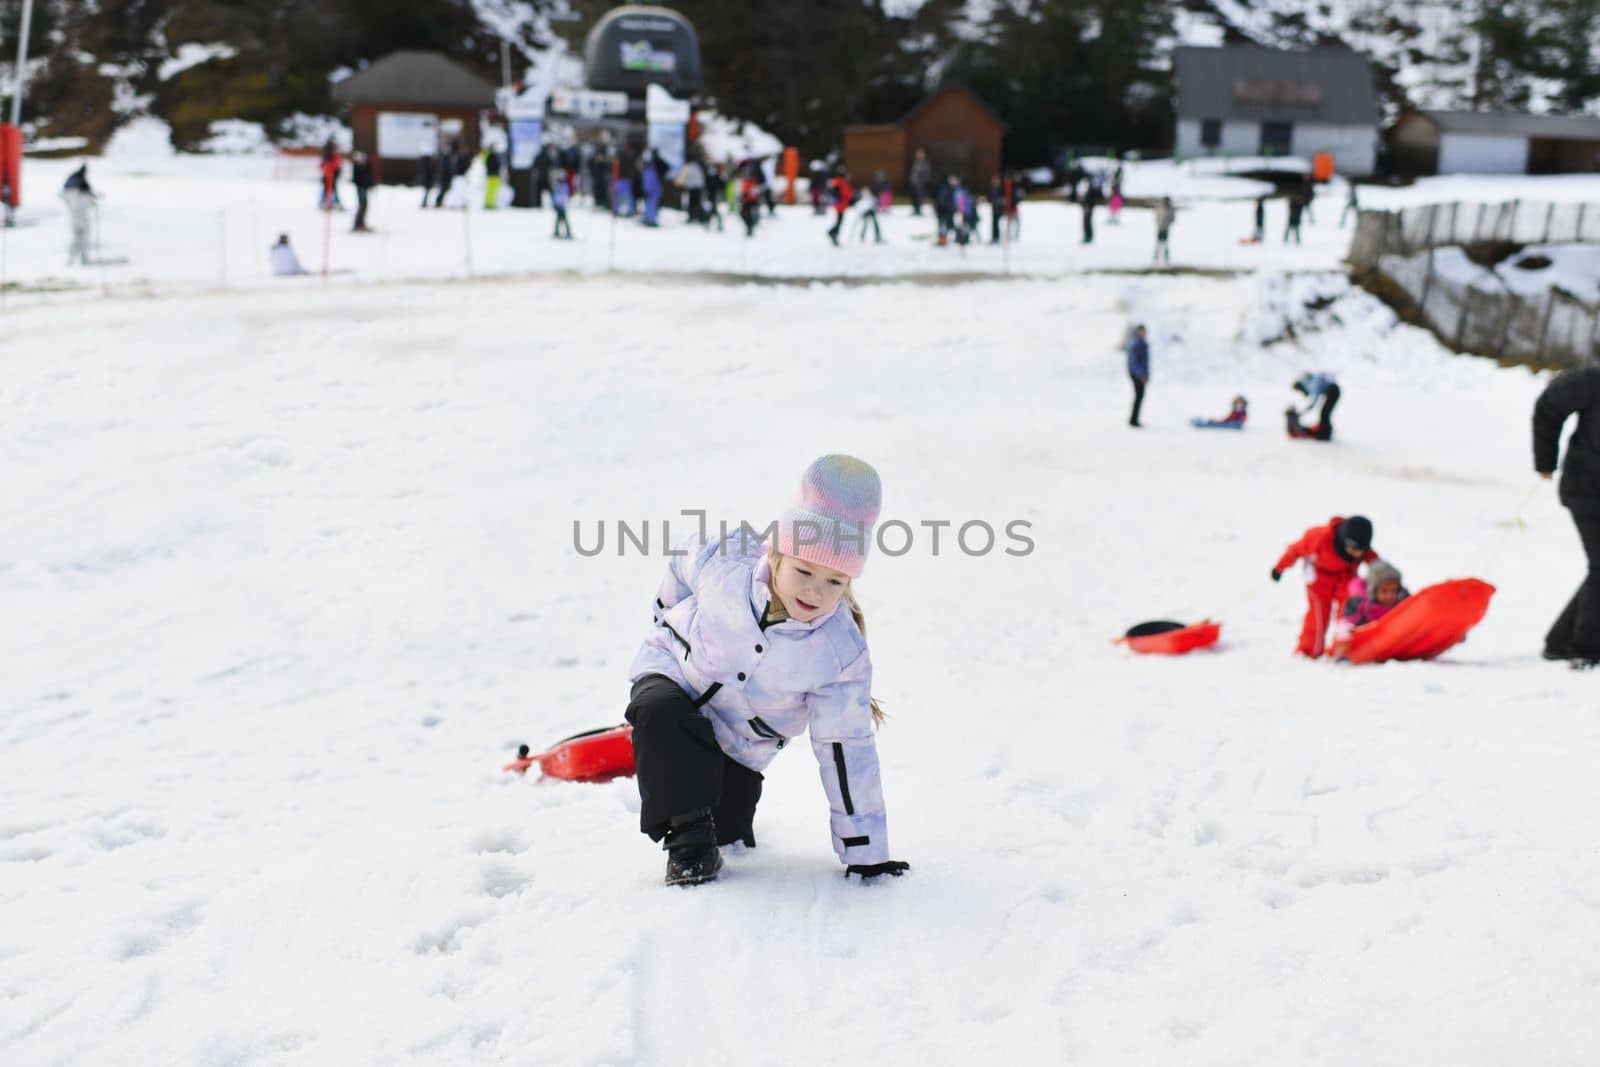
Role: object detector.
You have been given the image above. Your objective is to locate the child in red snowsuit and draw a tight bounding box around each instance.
[1272,515,1378,658]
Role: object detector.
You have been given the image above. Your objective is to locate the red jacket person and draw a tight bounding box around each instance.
[1272,516,1378,658]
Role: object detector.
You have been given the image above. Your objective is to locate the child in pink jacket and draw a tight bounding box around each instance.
[1331,560,1409,654]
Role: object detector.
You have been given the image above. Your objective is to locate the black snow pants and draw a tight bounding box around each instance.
[1315,384,1340,441]
[1546,512,1600,659]
[626,674,762,846]
[1129,375,1147,426]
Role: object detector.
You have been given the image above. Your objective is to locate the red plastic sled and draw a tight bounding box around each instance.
[504,724,636,782]
[1341,579,1495,664]
[1117,619,1223,655]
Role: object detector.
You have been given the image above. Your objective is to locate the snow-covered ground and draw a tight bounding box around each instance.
[4,160,1600,1066]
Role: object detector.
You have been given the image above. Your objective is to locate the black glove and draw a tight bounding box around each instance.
[1271,569,1282,582]
[845,861,910,880]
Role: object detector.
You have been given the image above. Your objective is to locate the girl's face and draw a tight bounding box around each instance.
[772,554,850,623]
[1375,579,1400,605]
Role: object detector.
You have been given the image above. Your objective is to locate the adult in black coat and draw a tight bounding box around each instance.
[1534,364,1600,667]
[350,151,374,232]
[418,153,436,208]
[1080,178,1101,244]
[934,175,957,244]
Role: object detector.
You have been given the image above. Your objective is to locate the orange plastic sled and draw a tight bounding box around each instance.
[1117,619,1223,655]
[504,724,636,782]
[1341,579,1495,664]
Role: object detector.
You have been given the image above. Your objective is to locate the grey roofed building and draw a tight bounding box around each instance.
[1172,44,1381,176]
[1172,45,1380,126]
[1388,109,1600,176]
[1419,110,1600,140]
[331,51,497,109]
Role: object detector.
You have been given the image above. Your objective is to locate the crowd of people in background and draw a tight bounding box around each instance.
[279,132,1357,271]
[296,131,1037,252]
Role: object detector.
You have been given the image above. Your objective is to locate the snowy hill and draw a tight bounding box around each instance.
[5,159,1600,1064]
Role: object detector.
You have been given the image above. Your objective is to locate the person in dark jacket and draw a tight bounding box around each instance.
[704,161,727,232]
[350,151,374,232]
[1081,178,1101,244]
[1288,371,1340,440]
[418,153,436,209]
[908,148,931,216]
[549,166,573,239]
[934,175,957,245]
[1534,365,1600,667]
[1285,193,1305,244]
[433,141,459,208]
[987,176,1005,244]
[1126,324,1150,428]
[590,146,612,212]
[1252,196,1266,243]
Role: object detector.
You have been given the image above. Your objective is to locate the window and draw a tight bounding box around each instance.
[1260,121,1293,156]
[1201,118,1221,148]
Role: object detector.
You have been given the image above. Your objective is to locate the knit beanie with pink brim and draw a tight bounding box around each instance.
[773,454,882,578]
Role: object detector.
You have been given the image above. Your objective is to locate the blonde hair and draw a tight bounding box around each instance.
[769,551,886,728]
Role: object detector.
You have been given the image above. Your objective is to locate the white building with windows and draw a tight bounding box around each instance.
[1172,45,1380,177]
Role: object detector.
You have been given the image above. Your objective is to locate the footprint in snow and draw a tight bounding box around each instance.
[480,861,532,899]
[470,828,526,855]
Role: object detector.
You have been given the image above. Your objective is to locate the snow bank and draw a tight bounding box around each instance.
[102,116,176,160]
[198,119,274,157]
[1364,174,1600,211]
[158,42,239,82]
[696,110,784,162]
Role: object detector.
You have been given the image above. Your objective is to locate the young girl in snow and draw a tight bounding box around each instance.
[625,455,910,887]
[1271,515,1379,659]
[1330,560,1409,656]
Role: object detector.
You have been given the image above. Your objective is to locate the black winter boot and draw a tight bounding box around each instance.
[663,808,723,886]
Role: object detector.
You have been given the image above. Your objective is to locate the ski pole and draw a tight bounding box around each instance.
[321,203,332,279]
[461,189,473,278]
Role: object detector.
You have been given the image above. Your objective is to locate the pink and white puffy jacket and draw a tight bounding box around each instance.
[629,531,890,865]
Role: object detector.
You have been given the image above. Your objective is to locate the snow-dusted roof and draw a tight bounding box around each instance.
[331,51,497,108]
[1173,45,1379,127]
[1420,110,1600,141]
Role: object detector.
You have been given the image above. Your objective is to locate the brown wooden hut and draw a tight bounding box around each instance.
[331,51,498,183]
[843,83,1005,193]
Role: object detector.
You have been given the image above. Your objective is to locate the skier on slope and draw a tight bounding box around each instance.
[1271,515,1380,659]
[625,455,910,887]
[61,164,97,266]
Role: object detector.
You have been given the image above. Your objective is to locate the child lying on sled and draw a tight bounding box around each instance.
[1191,395,1248,430]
